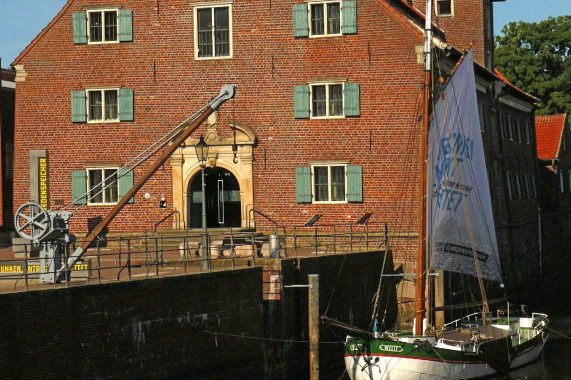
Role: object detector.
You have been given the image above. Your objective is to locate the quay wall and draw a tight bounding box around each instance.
[0,251,393,379]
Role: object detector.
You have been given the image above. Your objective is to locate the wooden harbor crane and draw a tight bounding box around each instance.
[14,85,236,283]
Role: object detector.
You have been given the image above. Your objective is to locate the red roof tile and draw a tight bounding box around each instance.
[494,68,538,104]
[535,114,567,160]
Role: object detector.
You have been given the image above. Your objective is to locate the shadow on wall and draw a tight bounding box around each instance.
[87,216,108,248]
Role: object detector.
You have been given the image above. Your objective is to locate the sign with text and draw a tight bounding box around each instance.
[0,260,90,274]
[38,156,50,209]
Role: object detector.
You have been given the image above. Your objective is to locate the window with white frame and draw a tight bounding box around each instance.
[310,1,341,36]
[478,103,486,131]
[522,173,529,198]
[194,4,232,59]
[530,173,537,198]
[73,9,132,44]
[508,115,514,140]
[87,168,119,204]
[313,165,346,202]
[296,164,362,203]
[505,171,513,200]
[88,10,118,43]
[294,82,360,119]
[499,112,507,138]
[514,172,522,198]
[71,88,133,123]
[311,83,343,118]
[293,1,356,38]
[525,121,532,144]
[522,120,529,144]
[72,167,134,205]
[435,0,453,16]
[561,170,565,193]
[87,89,119,122]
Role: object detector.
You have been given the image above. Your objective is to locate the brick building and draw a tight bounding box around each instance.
[1,65,16,231]
[535,114,571,306]
[11,0,541,282]
[487,69,541,294]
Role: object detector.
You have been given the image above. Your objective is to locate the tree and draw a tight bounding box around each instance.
[495,16,571,123]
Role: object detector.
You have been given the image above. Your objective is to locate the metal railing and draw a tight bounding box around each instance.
[288,223,387,258]
[153,210,181,232]
[0,224,388,293]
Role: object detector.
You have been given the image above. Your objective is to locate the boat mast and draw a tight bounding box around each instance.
[415,0,432,336]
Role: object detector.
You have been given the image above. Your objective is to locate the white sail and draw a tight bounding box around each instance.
[427,50,502,282]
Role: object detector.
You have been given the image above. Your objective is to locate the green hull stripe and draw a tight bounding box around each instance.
[345,338,474,363]
[344,353,478,365]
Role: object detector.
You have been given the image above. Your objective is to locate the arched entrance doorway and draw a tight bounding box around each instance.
[188,167,241,228]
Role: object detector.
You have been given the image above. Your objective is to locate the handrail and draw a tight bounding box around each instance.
[442,312,493,329]
[0,225,393,293]
[248,208,279,234]
[153,210,180,233]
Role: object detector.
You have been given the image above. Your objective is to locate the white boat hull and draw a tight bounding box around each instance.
[345,337,547,380]
[344,319,549,380]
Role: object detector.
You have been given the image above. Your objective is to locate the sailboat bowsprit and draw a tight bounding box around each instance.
[340,2,548,377]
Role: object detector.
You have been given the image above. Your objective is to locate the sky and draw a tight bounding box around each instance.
[1,0,570,68]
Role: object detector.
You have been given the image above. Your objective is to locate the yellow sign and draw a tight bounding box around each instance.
[0,261,90,273]
[38,157,49,209]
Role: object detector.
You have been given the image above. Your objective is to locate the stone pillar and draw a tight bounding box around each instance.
[170,152,185,229]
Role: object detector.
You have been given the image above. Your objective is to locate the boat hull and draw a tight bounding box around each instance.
[344,331,548,380]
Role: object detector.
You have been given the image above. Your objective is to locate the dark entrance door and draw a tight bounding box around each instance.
[188,167,241,228]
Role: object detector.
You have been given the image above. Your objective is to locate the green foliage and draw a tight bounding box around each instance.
[495,16,571,123]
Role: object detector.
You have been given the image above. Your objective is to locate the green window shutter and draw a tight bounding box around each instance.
[344,83,360,117]
[118,168,134,204]
[71,170,87,205]
[296,167,312,203]
[118,89,134,121]
[294,85,310,119]
[118,9,133,42]
[72,13,87,44]
[346,165,363,202]
[293,4,309,37]
[342,1,357,35]
[71,91,87,123]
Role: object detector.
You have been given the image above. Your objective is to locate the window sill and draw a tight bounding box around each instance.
[87,120,120,124]
[87,40,120,45]
[194,55,233,60]
[310,115,345,120]
[309,33,342,38]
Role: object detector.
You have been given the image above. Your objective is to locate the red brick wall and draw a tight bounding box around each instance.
[0,66,4,228]
[411,0,486,65]
[14,0,425,262]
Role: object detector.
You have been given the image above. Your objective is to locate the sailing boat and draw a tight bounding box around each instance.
[340,2,548,379]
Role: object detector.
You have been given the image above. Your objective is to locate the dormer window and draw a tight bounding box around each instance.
[436,0,453,17]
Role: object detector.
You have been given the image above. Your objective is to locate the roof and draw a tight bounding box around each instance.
[535,114,568,160]
[494,68,539,104]
[379,0,447,41]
